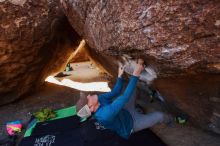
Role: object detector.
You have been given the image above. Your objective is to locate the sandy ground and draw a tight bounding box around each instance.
[0,61,220,146]
[56,61,110,82]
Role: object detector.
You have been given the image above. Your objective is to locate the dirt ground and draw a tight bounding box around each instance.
[0,61,220,146]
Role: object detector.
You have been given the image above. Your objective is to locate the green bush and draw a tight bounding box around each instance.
[33,108,56,122]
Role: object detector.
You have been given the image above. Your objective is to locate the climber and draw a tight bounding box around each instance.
[79,59,170,139]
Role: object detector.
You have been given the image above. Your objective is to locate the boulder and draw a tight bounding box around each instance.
[60,0,220,76]
[0,0,81,105]
[153,74,220,134]
[60,0,220,134]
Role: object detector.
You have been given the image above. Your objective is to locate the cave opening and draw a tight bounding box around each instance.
[44,40,111,92]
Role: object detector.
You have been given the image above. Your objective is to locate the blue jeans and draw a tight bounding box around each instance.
[124,88,165,132]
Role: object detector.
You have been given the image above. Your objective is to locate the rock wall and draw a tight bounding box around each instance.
[60,0,220,134]
[0,0,81,105]
[60,0,220,76]
[153,74,220,133]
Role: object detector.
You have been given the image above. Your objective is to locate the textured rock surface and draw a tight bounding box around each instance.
[0,0,80,105]
[60,0,220,134]
[61,0,220,76]
[153,74,220,134]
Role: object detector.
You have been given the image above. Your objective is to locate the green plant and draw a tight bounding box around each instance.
[33,108,56,122]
